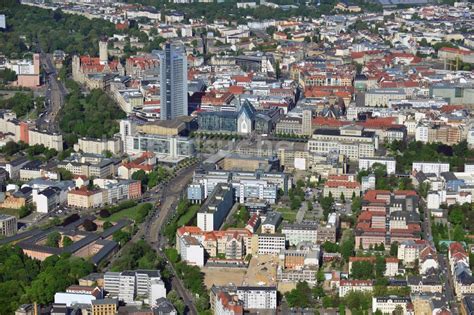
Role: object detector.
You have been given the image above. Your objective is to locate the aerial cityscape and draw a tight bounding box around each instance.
[0,0,473,314]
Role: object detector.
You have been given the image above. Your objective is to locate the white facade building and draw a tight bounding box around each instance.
[178,235,205,267]
[372,296,412,314]
[412,162,450,176]
[236,286,277,310]
[54,292,97,307]
[104,270,166,305]
[281,222,317,246]
[257,234,286,255]
[359,157,396,174]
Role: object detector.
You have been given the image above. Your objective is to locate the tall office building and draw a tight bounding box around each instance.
[155,42,188,120]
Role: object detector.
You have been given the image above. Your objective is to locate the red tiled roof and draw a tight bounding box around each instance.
[439,47,473,55]
[312,117,349,128]
[69,186,100,196]
[325,181,360,189]
[349,256,376,263]
[228,85,245,95]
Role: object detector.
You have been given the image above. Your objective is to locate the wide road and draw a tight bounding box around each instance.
[37,53,67,132]
[421,198,458,314]
[144,165,198,315]
[102,164,198,314]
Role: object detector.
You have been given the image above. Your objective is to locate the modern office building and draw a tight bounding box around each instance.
[197,183,235,232]
[104,270,166,306]
[155,43,188,120]
[257,234,286,255]
[188,169,291,205]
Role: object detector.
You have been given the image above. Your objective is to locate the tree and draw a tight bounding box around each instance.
[392,305,404,315]
[449,207,464,225]
[452,225,466,242]
[375,256,386,279]
[59,87,125,143]
[344,291,372,311]
[351,197,362,215]
[46,232,61,248]
[285,281,313,308]
[112,230,131,247]
[165,248,180,264]
[418,182,430,198]
[62,236,73,247]
[102,150,113,158]
[0,68,17,83]
[99,209,111,218]
[390,242,398,256]
[103,221,113,230]
[19,204,34,218]
[340,235,355,262]
[82,219,97,232]
[57,168,73,180]
[266,26,276,36]
[320,195,334,219]
[340,192,345,203]
[322,241,340,253]
[351,261,373,279]
[167,290,186,314]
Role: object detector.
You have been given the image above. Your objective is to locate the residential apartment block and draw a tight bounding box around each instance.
[210,285,277,313]
[355,190,421,249]
[448,242,474,300]
[339,280,373,297]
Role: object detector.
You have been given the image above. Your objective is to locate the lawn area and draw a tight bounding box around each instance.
[277,207,297,223]
[177,204,200,227]
[105,205,147,222]
[0,208,20,218]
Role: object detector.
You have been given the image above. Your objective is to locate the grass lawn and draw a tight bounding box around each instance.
[0,208,20,218]
[277,207,297,223]
[106,205,144,222]
[177,205,200,227]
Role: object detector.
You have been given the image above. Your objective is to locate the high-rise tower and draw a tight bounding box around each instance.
[99,39,108,66]
[155,42,188,120]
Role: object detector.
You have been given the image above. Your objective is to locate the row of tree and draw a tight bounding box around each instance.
[59,82,126,147]
[388,140,474,173]
[0,245,94,313]
[0,92,44,118]
[0,3,131,58]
